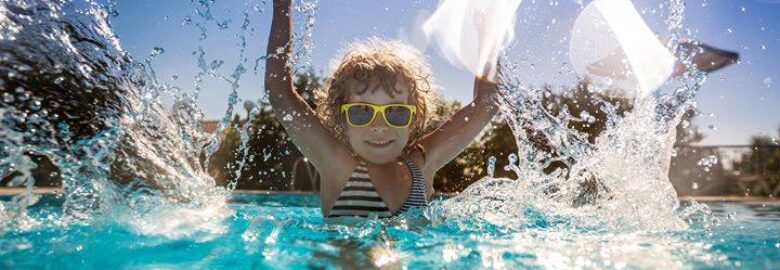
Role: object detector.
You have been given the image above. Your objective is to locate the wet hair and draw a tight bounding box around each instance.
[315,38,439,151]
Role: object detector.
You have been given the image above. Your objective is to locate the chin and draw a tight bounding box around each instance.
[355,145,404,165]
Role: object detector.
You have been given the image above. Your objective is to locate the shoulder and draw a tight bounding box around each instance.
[403,143,426,170]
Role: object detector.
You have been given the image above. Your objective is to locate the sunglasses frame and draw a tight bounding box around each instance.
[340,103,417,128]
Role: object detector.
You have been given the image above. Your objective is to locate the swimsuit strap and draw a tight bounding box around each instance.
[398,157,429,213]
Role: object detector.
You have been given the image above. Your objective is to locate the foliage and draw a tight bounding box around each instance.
[434,82,635,193]
[732,130,780,196]
[8,72,742,197]
[219,69,322,190]
[206,78,715,195]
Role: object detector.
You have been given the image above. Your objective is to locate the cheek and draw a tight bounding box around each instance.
[345,126,363,142]
[396,127,412,141]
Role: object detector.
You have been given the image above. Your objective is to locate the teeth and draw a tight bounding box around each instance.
[368,140,391,145]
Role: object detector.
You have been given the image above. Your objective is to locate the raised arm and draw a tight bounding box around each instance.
[265,0,348,172]
[417,72,499,173]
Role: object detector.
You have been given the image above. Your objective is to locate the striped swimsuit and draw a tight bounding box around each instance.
[327,158,428,218]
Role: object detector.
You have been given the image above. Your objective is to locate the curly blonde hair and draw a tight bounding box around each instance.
[315,38,439,151]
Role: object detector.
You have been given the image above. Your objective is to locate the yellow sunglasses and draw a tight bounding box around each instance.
[340,103,417,128]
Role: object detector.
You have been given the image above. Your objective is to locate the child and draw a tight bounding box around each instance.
[266,0,499,218]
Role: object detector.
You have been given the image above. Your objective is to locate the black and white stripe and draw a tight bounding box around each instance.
[398,158,428,212]
[327,158,429,218]
[327,162,393,218]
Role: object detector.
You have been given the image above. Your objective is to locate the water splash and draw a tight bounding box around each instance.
[0,0,322,239]
[423,0,523,79]
[0,1,763,268]
[0,0,230,235]
[570,0,677,98]
[1,0,711,239]
[433,0,711,233]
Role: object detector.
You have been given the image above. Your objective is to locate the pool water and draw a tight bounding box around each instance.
[1,194,778,269]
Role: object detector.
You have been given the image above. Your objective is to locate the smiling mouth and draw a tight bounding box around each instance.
[365,140,394,147]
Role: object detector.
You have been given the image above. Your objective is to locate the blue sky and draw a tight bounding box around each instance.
[111,0,779,145]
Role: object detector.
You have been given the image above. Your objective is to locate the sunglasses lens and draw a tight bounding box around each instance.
[385,106,412,127]
[347,105,374,126]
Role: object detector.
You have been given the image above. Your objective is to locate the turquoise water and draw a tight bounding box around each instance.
[1,1,776,269]
[1,194,778,269]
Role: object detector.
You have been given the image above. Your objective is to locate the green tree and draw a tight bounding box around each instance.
[732,129,780,196]
[434,81,634,193]
[227,69,323,190]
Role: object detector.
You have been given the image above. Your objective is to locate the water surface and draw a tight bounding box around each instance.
[1,194,778,269]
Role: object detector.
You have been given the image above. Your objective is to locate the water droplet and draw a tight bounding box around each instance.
[691,182,698,190]
[487,156,497,177]
[464,116,469,122]
[740,6,746,12]
[218,20,230,29]
[282,114,293,122]
[171,75,179,81]
[252,4,264,13]
[29,100,41,111]
[3,93,14,103]
[151,47,165,57]
[54,76,65,85]
[183,16,193,26]
[764,77,773,88]
[761,44,767,50]
[16,89,29,101]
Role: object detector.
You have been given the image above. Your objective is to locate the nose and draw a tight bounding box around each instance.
[370,126,389,135]
[369,111,390,131]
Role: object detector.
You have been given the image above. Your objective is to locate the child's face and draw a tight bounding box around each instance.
[344,78,414,165]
